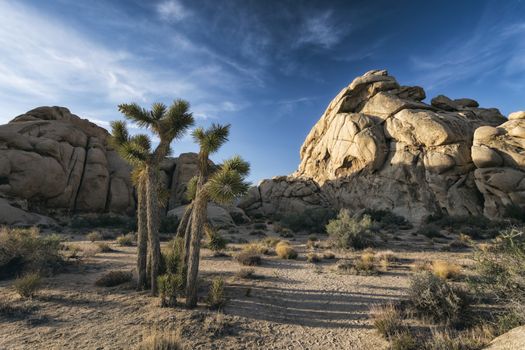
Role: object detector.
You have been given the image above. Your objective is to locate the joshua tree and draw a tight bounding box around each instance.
[117,100,194,295]
[185,124,250,307]
[110,122,151,290]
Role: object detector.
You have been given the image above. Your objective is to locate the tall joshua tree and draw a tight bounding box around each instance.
[117,100,194,295]
[185,124,250,307]
[110,122,151,290]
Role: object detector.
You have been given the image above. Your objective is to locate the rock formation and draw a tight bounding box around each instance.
[240,70,523,223]
[0,107,206,225]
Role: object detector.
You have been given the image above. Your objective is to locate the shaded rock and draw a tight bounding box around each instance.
[431,95,457,111]
[454,98,479,108]
[0,198,56,227]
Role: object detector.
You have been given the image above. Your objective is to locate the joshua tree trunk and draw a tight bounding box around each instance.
[136,178,148,290]
[146,165,161,295]
[185,192,207,307]
[176,203,193,238]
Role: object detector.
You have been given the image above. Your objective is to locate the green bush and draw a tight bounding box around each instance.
[116,233,135,246]
[417,224,445,239]
[408,272,469,326]
[94,270,132,287]
[13,272,42,298]
[206,226,227,252]
[326,210,374,249]
[0,227,64,279]
[470,227,525,326]
[362,209,412,229]
[159,216,179,234]
[281,208,336,233]
[158,273,183,307]
[206,277,226,310]
[87,231,102,242]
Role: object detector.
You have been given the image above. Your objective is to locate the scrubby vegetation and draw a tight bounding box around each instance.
[235,248,262,266]
[275,241,298,259]
[87,231,102,242]
[206,277,226,310]
[326,210,374,249]
[206,226,227,253]
[0,227,64,279]
[13,272,42,298]
[116,233,136,246]
[137,331,183,350]
[94,270,132,287]
[362,209,412,230]
[158,273,183,307]
[281,208,336,233]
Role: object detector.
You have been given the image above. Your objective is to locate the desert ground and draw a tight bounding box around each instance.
[0,223,474,350]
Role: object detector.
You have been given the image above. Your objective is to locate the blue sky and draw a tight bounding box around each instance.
[0,0,524,183]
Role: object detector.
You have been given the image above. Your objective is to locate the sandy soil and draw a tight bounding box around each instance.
[0,226,472,350]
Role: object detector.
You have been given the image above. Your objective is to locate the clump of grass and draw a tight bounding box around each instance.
[0,227,64,278]
[390,331,418,350]
[244,243,269,255]
[306,253,321,263]
[326,210,375,249]
[236,248,261,266]
[94,270,132,287]
[375,250,396,271]
[322,251,335,259]
[96,242,115,253]
[408,272,469,325]
[369,303,405,340]
[87,231,102,242]
[138,330,183,350]
[236,268,255,279]
[14,273,42,299]
[116,233,135,246]
[260,237,281,248]
[206,277,226,310]
[279,228,294,238]
[431,260,461,280]
[275,242,298,259]
[158,273,183,308]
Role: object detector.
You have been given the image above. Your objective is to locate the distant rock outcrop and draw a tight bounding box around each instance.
[0,107,205,225]
[240,70,523,223]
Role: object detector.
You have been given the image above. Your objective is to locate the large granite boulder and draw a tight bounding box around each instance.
[472,111,525,218]
[167,203,235,228]
[241,70,509,223]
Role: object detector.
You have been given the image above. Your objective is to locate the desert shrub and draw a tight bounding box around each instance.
[417,224,445,239]
[159,216,179,234]
[95,270,132,287]
[87,231,102,242]
[0,227,64,278]
[236,268,255,279]
[322,251,335,259]
[408,272,469,325]
[236,248,261,266]
[279,228,294,238]
[96,242,114,253]
[426,214,508,239]
[431,260,461,280]
[306,253,320,263]
[362,209,412,229]
[158,273,183,307]
[424,327,493,350]
[275,242,298,259]
[260,237,281,248]
[470,227,525,326]
[14,272,42,298]
[503,204,525,222]
[370,303,405,340]
[203,312,229,337]
[116,233,135,246]
[206,226,227,252]
[161,237,185,275]
[326,210,374,249]
[252,223,267,230]
[281,208,336,233]
[138,331,183,350]
[206,277,226,310]
[71,214,136,230]
[375,250,396,271]
[390,331,419,350]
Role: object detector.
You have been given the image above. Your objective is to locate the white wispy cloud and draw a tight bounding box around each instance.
[0,1,249,125]
[156,0,189,22]
[296,10,346,49]
[409,19,525,91]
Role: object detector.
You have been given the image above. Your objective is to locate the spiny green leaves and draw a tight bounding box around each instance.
[118,103,154,129]
[192,123,230,155]
[206,167,250,205]
[161,99,194,141]
[220,155,250,176]
[110,120,129,147]
[150,102,167,121]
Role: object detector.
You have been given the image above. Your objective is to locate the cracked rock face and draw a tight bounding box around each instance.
[0,107,206,224]
[240,70,514,223]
